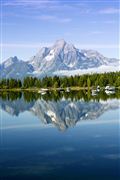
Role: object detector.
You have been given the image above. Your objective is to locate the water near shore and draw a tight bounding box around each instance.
[0,91,120,179]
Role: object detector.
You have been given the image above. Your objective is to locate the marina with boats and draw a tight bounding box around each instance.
[37,85,116,96]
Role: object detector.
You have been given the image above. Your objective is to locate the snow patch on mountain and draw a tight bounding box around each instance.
[0,39,119,79]
[2,56,19,68]
[45,49,55,61]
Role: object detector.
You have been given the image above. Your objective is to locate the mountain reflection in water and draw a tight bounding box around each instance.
[0,90,119,131]
[0,91,120,180]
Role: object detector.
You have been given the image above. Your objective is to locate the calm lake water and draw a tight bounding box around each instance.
[0,91,120,180]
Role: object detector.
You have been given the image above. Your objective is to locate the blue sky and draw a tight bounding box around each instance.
[0,0,120,61]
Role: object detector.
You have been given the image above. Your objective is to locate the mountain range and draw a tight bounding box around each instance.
[0,39,119,79]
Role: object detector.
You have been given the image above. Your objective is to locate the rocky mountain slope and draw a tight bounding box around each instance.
[0,39,119,79]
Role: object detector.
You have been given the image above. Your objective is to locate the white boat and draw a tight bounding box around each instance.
[96,85,100,92]
[66,87,70,92]
[41,88,48,91]
[41,91,47,95]
[105,86,115,95]
[91,90,97,96]
[105,90,115,95]
[38,88,48,94]
[105,86,115,91]
[91,86,100,96]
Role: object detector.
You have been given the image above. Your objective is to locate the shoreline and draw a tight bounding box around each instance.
[0,87,91,92]
[0,86,119,92]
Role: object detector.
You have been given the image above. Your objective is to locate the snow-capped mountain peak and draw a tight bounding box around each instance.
[3,56,19,68]
[0,39,119,79]
[53,39,66,48]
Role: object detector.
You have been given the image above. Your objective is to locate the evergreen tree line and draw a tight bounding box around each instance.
[0,71,120,89]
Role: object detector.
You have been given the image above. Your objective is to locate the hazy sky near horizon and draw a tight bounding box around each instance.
[0,0,120,61]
